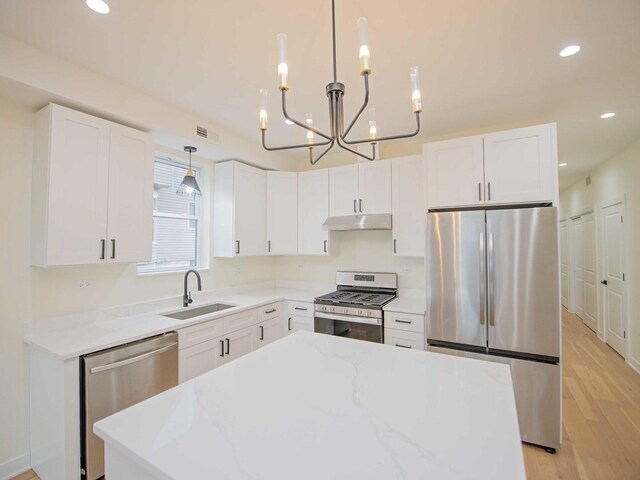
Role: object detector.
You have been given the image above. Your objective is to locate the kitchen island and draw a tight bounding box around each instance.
[94,331,525,480]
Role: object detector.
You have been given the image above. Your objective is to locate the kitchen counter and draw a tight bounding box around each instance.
[24,286,326,360]
[383,296,426,315]
[95,332,525,480]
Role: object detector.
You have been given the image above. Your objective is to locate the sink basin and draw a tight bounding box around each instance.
[162,303,236,320]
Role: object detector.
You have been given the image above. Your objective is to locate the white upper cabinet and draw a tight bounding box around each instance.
[266,171,298,255]
[424,123,557,209]
[391,155,425,257]
[214,161,267,257]
[483,124,554,204]
[298,169,330,255]
[329,160,391,215]
[329,164,359,216]
[31,104,153,267]
[424,135,485,209]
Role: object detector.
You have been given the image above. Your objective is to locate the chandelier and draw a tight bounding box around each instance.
[259,0,423,165]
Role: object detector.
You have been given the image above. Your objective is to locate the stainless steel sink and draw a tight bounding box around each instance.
[162,303,235,320]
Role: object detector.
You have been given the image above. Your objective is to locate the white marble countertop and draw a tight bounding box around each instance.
[94,332,525,480]
[24,286,326,360]
[383,296,426,315]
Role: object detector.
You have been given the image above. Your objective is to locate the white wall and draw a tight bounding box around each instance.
[559,137,640,373]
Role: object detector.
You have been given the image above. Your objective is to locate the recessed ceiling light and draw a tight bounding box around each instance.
[559,45,581,57]
[600,112,616,119]
[558,163,568,167]
[284,119,294,125]
[86,0,110,14]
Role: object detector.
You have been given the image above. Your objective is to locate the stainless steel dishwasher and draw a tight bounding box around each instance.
[81,332,178,480]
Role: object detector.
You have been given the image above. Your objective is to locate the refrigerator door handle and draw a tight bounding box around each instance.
[488,232,495,329]
[479,232,486,328]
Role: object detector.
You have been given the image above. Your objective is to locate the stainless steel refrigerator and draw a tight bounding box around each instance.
[426,206,561,452]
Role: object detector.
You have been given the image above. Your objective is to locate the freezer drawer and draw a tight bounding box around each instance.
[427,346,561,450]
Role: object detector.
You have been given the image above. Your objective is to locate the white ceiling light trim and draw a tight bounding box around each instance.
[559,45,581,57]
[86,0,110,14]
[600,112,616,119]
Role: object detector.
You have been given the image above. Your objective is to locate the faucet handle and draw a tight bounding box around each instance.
[187,291,193,304]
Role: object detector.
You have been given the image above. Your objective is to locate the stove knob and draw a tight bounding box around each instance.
[358,309,363,315]
[367,310,372,316]
[321,305,327,312]
[330,307,334,312]
[343,308,348,314]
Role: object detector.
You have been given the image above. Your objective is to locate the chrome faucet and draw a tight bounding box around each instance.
[183,269,202,307]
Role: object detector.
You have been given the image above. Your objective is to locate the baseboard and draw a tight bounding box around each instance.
[628,355,640,375]
[0,453,30,480]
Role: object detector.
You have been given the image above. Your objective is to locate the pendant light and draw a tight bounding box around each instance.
[177,146,201,197]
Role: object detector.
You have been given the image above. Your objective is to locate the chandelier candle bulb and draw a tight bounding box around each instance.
[410,66,422,113]
[306,113,314,144]
[259,89,268,130]
[368,107,377,140]
[357,17,371,74]
[277,33,289,90]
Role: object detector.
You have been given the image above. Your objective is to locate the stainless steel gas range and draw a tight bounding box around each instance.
[314,271,398,343]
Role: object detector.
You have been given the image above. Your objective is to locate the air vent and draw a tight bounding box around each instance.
[196,125,207,138]
[585,175,591,187]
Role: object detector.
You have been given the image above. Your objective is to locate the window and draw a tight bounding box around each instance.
[138,158,207,274]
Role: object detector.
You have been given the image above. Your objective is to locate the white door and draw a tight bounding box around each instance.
[257,317,284,348]
[224,325,258,363]
[285,315,314,335]
[266,171,298,255]
[581,212,598,332]
[424,135,485,208]
[391,155,425,256]
[106,124,154,263]
[46,105,110,265]
[329,164,359,216]
[178,337,225,383]
[602,202,627,358]
[358,160,391,214]
[483,124,553,204]
[573,217,585,319]
[298,169,330,255]
[234,163,267,256]
[560,220,569,308]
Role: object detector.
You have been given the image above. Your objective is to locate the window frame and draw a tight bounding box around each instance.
[137,154,210,276]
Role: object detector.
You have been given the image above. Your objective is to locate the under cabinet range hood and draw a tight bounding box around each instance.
[322,214,392,231]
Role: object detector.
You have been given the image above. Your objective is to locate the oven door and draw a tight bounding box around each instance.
[314,311,383,343]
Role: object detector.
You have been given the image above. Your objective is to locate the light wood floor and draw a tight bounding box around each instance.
[12,309,640,480]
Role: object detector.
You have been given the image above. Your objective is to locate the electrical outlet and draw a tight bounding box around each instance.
[77,281,92,289]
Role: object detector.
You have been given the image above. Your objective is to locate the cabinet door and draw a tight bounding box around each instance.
[285,315,314,335]
[234,163,267,256]
[329,164,359,216]
[178,337,225,383]
[384,329,425,350]
[224,325,257,363]
[257,316,284,348]
[106,124,154,263]
[483,124,553,204]
[266,171,298,255]
[358,160,391,214]
[424,135,484,209]
[45,105,110,266]
[391,155,425,256]
[298,170,330,255]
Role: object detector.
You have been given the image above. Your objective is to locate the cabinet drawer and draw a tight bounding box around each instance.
[384,329,425,350]
[258,302,282,322]
[223,308,258,334]
[385,311,425,333]
[288,301,313,317]
[285,315,314,335]
[178,320,224,350]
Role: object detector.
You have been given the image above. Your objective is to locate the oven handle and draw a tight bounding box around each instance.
[314,311,382,326]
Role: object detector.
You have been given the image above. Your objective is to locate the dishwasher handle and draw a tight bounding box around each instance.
[89,342,177,374]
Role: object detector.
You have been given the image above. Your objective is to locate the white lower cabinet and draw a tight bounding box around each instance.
[179,337,225,383]
[384,329,425,350]
[257,316,284,348]
[384,310,425,351]
[285,315,314,334]
[223,325,257,362]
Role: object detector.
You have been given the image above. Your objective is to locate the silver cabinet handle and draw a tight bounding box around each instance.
[488,232,495,327]
[110,239,116,259]
[393,239,397,254]
[359,199,363,212]
[100,239,106,260]
[294,307,308,311]
[288,317,292,331]
[89,343,177,374]
[323,239,327,253]
[265,309,277,314]
[478,183,481,201]
[353,199,357,213]
[268,240,271,253]
[394,319,412,324]
[395,344,412,349]
[487,182,491,201]
[259,325,264,341]
[235,240,240,254]
[225,338,230,355]
[219,340,225,357]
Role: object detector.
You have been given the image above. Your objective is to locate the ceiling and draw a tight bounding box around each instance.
[1,0,639,188]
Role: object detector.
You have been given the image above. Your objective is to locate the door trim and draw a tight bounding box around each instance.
[599,195,629,360]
